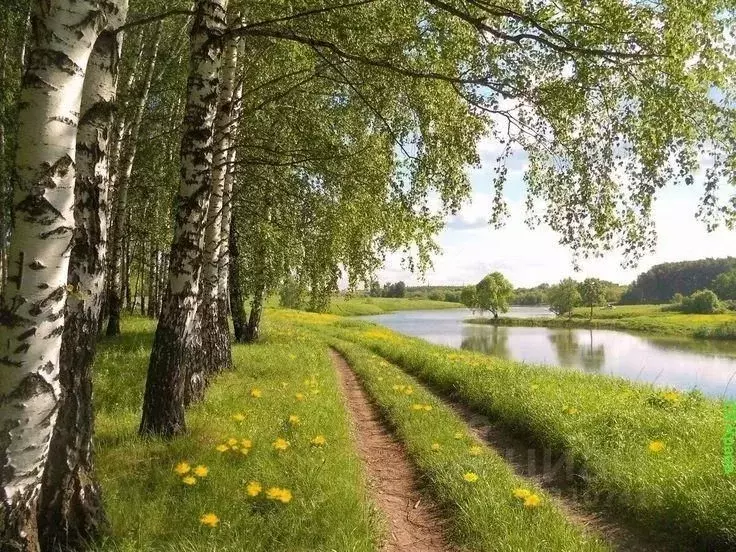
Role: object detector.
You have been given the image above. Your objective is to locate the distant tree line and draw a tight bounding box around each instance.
[369,280,407,299]
[621,257,736,304]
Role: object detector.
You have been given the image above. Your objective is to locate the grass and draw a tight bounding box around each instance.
[324,296,463,316]
[326,337,609,551]
[280,312,736,549]
[93,316,379,551]
[472,303,736,339]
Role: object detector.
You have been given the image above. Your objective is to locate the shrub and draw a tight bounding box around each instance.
[680,289,720,314]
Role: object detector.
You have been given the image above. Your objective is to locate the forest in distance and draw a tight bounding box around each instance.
[2,1,736,552]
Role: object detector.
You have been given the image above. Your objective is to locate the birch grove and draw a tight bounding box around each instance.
[0,0,735,550]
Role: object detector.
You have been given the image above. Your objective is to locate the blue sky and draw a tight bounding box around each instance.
[378,139,735,288]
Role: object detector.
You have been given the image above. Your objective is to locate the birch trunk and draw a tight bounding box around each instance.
[228,218,248,342]
[140,0,228,437]
[106,23,162,336]
[38,27,123,551]
[0,1,125,549]
[187,33,237,403]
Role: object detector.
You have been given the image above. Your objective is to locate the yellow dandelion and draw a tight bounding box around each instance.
[182,476,197,486]
[173,462,191,475]
[288,415,300,426]
[431,443,441,451]
[250,388,262,398]
[295,393,305,401]
[241,439,252,449]
[411,403,423,411]
[266,487,293,503]
[199,513,219,528]
[454,432,464,440]
[273,438,290,451]
[469,446,482,456]
[239,447,250,456]
[404,387,414,395]
[463,472,479,483]
[227,437,238,446]
[523,494,542,508]
[193,465,208,478]
[246,481,262,497]
[648,440,666,453]
[311,435,326,446]
[423,405,432,411]
[513,488,531,499]
[215,444,229,452]
[232,413,246,422]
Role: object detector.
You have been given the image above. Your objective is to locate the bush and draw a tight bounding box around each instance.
[680,289,720,314]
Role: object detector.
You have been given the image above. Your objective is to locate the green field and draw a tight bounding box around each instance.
[471,304,736,339]
[324,296,462,316]
[91,311,736,550]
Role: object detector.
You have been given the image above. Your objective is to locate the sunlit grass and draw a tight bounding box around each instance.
[285,312,736,549]
[93,317,378,551]
[329,338,609,551]
[325,296,463,316]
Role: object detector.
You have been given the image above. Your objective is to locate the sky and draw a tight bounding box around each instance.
[376,139,736,288]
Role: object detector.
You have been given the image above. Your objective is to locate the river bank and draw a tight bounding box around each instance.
[469,304,736,340]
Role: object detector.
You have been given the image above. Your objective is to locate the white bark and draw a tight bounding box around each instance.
[218,38,245,309]
[140,0,228,436]
[0,0,127,548]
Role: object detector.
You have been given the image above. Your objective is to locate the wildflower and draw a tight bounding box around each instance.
[311,435,326,446]
[227,438,238,446]
[513,488,531,499]
[182,476,197,486]
[239,448,250,456]
[411,404,423,411]
[216,444,229,452]
[273,438,290,451]
[431,443,441,451]
[193,465,209,478]
[404,387,413,395]
[295,393,305,401]
[232,413,246,422]
[246,481,262,497]
[288,415,301,426]
[523,494,541,508]
[648,440,666,453]
[230,445,239,451]
[463,472,479,483]
[423,405,432,411]
[250,388,262,398]
[469,446,482,456]
[454,432,464,440]
[199,513,219,528]
[266,487,293,503]
[241,439,252,449]
[174,462,191,475]
[663,391,680,403]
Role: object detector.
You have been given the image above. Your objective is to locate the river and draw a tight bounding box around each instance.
[361,307,736,399]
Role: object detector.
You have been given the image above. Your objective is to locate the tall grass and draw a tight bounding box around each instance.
[281,312,736,549]
[93,317,378,551]
[329,338,610,551]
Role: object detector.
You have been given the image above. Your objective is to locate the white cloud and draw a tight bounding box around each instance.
[377,164,736,288]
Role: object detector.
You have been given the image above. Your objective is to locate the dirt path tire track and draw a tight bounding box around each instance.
[330,349,452,552]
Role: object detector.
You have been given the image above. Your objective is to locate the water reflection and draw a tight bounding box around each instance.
[461,326,510,358]
[361,307,736,398]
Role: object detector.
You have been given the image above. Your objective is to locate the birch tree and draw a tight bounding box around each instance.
[139,0,228,436]
[188,28,239,403]
[37,26,124,550]
[0,0,127,549]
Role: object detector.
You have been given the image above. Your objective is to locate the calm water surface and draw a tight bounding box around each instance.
[362,307,736,399]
